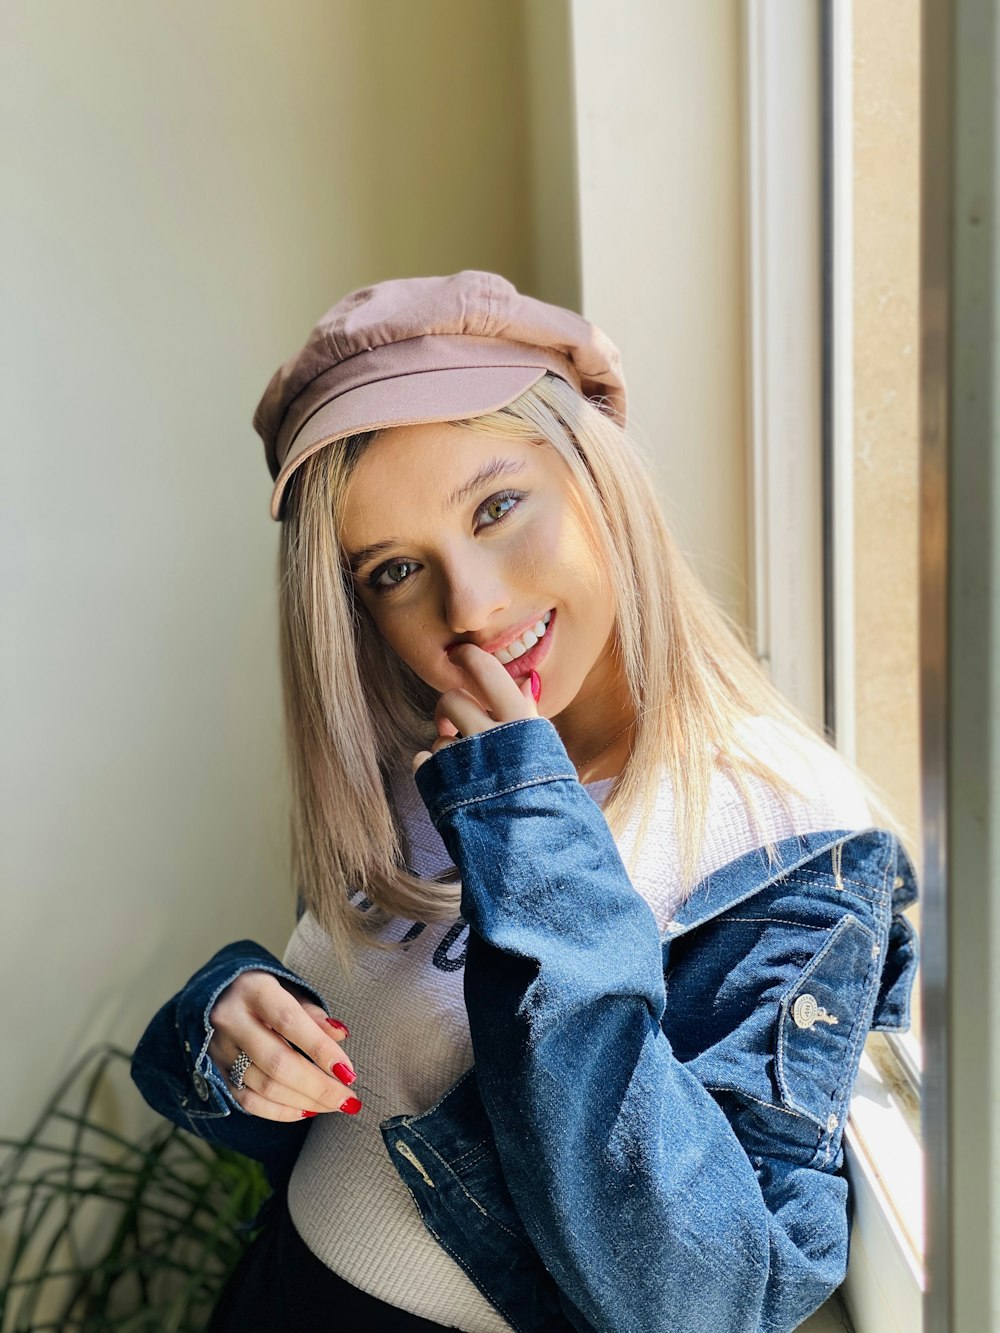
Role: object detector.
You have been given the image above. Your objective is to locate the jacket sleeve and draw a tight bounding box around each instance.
[130,938,333,1193]
[413,717,907,1333]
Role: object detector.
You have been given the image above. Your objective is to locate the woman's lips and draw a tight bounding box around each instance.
[500,608,555,680]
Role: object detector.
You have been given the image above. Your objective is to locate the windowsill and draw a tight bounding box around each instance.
[841,1033,925,1331]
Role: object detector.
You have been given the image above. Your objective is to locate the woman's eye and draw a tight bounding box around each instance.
[365,490,525,594]
[370,559,416,591]
[477,493,525,527]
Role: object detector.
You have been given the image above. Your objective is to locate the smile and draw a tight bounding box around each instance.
[491,608,553,662]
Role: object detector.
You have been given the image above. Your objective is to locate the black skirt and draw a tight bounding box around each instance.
[208,1186,462,1331]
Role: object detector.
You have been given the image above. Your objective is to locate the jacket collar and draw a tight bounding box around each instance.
[661,825,918,941]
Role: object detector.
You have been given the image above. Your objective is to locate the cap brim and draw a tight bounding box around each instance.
[269,364,548,520]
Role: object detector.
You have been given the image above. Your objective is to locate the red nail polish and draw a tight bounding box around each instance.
[332,1061,356,1086]
[530,670,541,703]
[340,1096,362,1115]
[325,1017,350,1038]
[301,1110,318,1118]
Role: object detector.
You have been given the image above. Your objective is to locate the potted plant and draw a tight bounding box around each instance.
[0,1043,270,1331]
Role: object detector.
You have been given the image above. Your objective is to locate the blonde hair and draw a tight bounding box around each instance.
[278,372,912,982]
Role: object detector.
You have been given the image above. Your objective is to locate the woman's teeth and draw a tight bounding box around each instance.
[493,610,552,664]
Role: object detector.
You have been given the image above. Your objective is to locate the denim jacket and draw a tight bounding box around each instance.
[131,717,919,1333]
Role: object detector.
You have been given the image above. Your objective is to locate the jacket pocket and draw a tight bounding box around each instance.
[669,903,884,1171]
[776,911,880,1150]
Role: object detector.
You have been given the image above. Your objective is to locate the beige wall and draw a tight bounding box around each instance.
[0,0,552,1138]
[2,0,747,1141]
[522,0,582,309]
[570,0,749,627]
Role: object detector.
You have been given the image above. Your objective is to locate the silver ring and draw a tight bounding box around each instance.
[228,1049,253,1091]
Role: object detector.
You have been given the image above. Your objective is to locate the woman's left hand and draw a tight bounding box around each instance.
[412,647,539,775]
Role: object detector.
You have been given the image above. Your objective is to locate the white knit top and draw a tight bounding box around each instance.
[282,718,872,1330]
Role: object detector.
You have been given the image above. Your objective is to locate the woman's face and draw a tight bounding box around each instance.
[340,421,623,735]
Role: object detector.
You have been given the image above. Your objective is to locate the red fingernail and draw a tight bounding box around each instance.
[340,1096,362,1115]
[301,1110,318,1118]
[332,1061,356,1086]
[325,1017,350,1038]
[530,670,541,703]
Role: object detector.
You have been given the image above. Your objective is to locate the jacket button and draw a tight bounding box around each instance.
[792,994,819,1029]
[192,1071,210,1101]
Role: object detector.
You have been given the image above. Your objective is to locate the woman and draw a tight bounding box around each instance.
[131,270,920,1332]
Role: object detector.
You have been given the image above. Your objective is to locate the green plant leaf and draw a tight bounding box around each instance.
[1,1045,272,1331]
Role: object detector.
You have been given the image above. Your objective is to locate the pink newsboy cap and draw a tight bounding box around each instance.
[252,269,627,521]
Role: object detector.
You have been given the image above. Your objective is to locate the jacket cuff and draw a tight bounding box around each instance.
[413,716,577,826]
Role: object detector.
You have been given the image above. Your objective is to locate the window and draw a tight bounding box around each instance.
[743,3,924,1327]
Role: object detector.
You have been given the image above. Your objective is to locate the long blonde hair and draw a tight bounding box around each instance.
[278,372,911,982]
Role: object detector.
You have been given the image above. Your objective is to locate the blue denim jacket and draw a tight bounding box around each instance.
[131,717,919,1332]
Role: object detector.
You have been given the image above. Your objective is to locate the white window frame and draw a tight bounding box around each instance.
[741,3,925,1328]
[742,0,826,732]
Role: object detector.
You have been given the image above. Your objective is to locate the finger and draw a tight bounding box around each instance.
[240,1050,362,1115]
[210,975,360,1111]
[214,1025,362,1116]
[225,1086,313,1123]
[278,990,349,1039]
[208,1031,313,1120]
[437,687,498,741]
[302,1003,350,1041]
[232,1081,361,1122]
[444,645,538,724]
[254,976,357,1086]
[435,714,462,739]
[412,736,460,775]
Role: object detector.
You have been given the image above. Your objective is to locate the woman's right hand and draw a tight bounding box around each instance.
[207,970,361,1120]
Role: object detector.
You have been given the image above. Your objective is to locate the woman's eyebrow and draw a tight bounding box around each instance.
[447,455,528,511]
[345,456,529,575]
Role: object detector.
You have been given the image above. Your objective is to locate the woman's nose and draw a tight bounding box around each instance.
[440,561,509,636]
